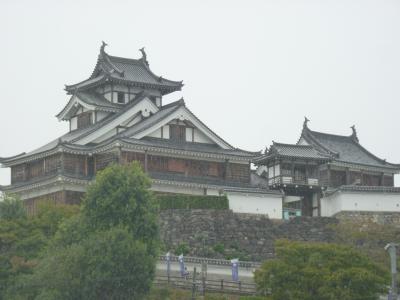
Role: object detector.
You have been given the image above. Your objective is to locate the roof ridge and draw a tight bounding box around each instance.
[160,98,185,110]
[301,127,339,157]
[273,141,314,148]
[304,126,400,168]
[309,129,353,140]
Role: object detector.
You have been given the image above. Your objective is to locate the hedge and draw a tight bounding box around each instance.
[155,194,229,210]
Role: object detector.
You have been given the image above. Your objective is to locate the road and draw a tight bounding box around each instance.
[156,260,256,282]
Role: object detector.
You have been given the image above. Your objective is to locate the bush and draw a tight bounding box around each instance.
[255,240,388,300]
[14,227,155,300]
[156,194,229,210]
[213,243,225,255]
[0,194,26,220]
[174,242,190,256]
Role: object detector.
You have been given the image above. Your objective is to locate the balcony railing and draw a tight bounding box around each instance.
[268,175,319,187]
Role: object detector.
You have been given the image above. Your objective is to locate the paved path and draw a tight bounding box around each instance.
[156,260,256,282]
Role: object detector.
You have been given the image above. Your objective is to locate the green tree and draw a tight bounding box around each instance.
[0,203,79,299]
[82,162,159,255]
[14,227,155,300]
[0,194,26,220]
[254,240,388,300]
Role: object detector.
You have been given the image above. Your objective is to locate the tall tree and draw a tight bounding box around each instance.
[255,240,388,300]
[15,227,155,300]
[82,162,159,255]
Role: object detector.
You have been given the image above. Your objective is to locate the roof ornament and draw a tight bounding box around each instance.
[139,47,149,66]
[350,125,359,143]
[303,116,310,128]
[100,41,108,54]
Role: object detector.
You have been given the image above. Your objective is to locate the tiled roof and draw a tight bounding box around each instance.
[271,142,330,159]
[254,142,330,163]
[1,96,256,165]
[65,47,183,95]
[119,100,184,138]
[326,185,400,196]
[301,126,400,170]
[76,92,120,110]
[56,91,121,120]
[150,171,281,195]
[121,137,258,158]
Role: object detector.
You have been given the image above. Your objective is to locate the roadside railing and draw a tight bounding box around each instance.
[154,274,257,296]
[158,254,263,269]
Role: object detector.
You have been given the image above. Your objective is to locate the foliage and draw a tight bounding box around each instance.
[174,242,190,256]
[254,240,388,300]
[3,163,159,299]
[0,194,26,220]
[13,227,155,300]
[0,203,79,299]
[82,162,159,254]
[213,242,225,255]
[146,287,256,299]
[332,220,400,270]
[156,193,229,210]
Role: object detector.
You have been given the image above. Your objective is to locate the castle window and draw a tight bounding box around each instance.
[117,92,125,104]
[170,125,185,142]
[77,112,92,129]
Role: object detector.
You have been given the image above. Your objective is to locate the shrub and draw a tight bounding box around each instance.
[156,194,229,210]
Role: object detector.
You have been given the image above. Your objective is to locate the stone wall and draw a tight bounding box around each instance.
[159,210,338,261]
[334,211,400,226]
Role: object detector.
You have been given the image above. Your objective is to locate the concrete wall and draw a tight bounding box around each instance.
[321,191,400,217]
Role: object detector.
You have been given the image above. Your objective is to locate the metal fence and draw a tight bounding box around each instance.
[154,274,257,296]
[158,254,263,269]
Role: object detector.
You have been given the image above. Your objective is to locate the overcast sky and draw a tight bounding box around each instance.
[0,0,399,186]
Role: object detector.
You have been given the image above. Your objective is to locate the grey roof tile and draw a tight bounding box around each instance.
[303,128,400,169]
[65,51,182,94]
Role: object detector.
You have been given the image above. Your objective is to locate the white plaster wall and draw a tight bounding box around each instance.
[321,192,400,217]
[148,127,162,138]
[70,116,77,131]
[186,127,193,142]
[193,128,213,144]
[274,164,280,176]
[227,192,282,218]
[163,125,170,139]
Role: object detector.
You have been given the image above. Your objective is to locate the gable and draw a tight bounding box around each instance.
[297,137,309,146]
[74,96,159,145]
[145,121,214,144]
[129,105,233,149]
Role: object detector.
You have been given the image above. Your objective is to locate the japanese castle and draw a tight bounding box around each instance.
[1,43,400,219]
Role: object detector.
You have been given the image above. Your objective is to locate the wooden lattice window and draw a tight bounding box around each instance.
[77,112,92,129]
[170,125,186,142]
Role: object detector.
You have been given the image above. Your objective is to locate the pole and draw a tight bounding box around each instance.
[191,267,197,300]
[385,243,398,299]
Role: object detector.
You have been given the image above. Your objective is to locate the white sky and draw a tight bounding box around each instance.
[0,0,399,186]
